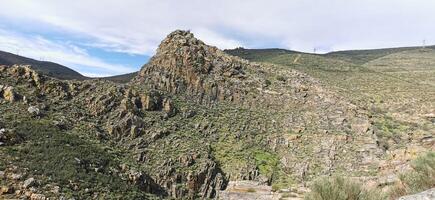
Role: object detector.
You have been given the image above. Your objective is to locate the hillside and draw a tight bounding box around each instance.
[226,46,435,195]
[101,72,138,83]
[0,31,434,200]
[0,50,87,80]
[224,48,303,62]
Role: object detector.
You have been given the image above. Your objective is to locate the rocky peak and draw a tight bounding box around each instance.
[134,30,249,104]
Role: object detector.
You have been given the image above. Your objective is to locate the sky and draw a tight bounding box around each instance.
[1,0,434,77]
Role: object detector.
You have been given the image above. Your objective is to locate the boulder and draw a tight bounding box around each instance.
[398,188,435,200]
[23,177,36,188]
[0,186,14,194]
[0,85,19,102]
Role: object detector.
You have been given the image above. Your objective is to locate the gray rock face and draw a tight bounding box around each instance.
[135,30,249,104]
[398,188,435,200]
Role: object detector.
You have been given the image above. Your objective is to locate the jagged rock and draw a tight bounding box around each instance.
[0,85,19,102]
[398,188,435,200]
[23,177,36,189]
[155,159,227,199]
[197,162,227,198]
[107,112,145,140]
[163,98,176,117]
[140,91,162,111]
[134,30,248,104]
[30,193,46,200]
[0,186,14,194]
[151,129,170,141]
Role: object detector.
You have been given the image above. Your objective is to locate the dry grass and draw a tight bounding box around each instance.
[304,176,386,200]
[389,152,435,199]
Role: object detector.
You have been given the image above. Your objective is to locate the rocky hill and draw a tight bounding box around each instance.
[0,31,434,199]
[0,50,87,80]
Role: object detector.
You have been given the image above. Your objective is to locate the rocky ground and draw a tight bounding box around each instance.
[0,30,434,199]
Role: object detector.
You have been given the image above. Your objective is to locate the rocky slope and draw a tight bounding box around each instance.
[0,30,432,199]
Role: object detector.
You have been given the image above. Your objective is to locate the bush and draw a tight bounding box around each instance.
[390,151,435,198]
[304,176,385,200]
[5,120,152,199]
[276,75,287,82]
[247,188,256,193]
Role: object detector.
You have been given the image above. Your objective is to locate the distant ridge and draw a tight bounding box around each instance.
[226,45,435,65]
[0,50,87,80]
[224,47,305,62]
[102,72,138,83]
[0,50,140,82]
[324,45,435,65]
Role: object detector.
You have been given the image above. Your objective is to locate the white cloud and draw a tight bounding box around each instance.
[1,0,435,55]
[0,29,135,76]
[193,28,244,49]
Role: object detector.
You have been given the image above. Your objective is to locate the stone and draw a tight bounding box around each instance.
[9,173,22,180]
[1,186,14,194]
[30,193,46,200]
[28,106,40,116]
[23,177,36,188]
[163,98,176,117]
[398,188,435,200]
[51,186,60,194]
[1,86,19,102]
[183,110,196,118]
[130,125,140,138]
[140,92,162,111]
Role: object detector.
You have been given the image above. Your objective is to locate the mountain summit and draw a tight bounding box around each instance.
[135,30,249,103]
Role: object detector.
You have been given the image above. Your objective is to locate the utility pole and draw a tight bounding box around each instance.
[313,48,317,54]
[423,40,426,49]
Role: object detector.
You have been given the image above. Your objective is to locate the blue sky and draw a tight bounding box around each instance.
[1,0,435,77]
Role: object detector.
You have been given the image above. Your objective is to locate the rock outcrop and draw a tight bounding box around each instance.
[0,85,19,102]
[134,30,250,104]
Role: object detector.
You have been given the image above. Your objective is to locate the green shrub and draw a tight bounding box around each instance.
[276,75,287,82]
[272,184,280,192]
[247,188,256,193]
[390,151,435,198]
[5,120,152,199]
[304,176,385,200]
